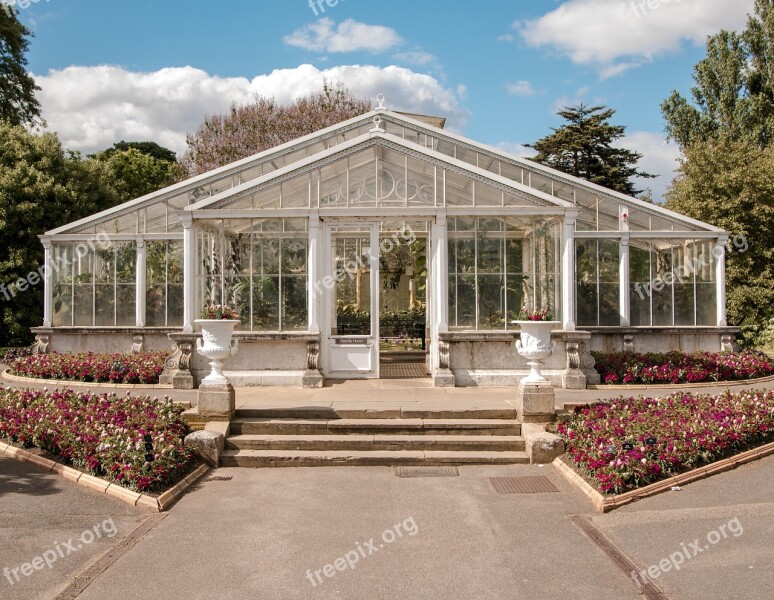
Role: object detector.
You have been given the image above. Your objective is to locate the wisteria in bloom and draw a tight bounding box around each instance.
[558,390,774,494]
[10,352,168,384]
[593,350,774,385]
[0,387,196,492]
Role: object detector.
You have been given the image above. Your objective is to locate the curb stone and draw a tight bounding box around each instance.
[553,440,774,512]
[1,368,172,390]
[1,441,209,511]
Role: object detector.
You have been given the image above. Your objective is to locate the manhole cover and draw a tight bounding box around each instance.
[395,466,459,478]
[207,476,233,482]
[490,476,558,494]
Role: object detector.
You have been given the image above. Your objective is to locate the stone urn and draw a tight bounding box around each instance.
[515,321,560,383]
[195,319,240,385]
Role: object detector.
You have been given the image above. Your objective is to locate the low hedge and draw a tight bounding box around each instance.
[0,387,196,492]
[9,351,168,384]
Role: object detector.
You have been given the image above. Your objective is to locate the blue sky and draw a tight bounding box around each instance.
[13,0,755,199]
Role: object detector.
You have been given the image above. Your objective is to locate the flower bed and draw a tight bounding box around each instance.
[9,352,168,384]
[558,390,774,494]
[0,387,196,492]
[593,350,774,385]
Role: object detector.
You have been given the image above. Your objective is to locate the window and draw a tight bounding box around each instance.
[52,241,136,326]
[576,239,619,326]
[198,218,308,331]
[448,217,559,330]
[146,241,183,326]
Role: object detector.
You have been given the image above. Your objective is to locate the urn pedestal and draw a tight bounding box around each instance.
[515,320,559,422]
[195,319,239,419]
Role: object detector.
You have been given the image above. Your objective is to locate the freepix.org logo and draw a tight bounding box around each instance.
[1,0,52,18]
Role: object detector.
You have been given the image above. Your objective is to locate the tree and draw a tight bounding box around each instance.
[662,0,774,150]
[665,139,774,344]
[661,0,774,345]
[527,104,655,196]
[0,122,119,345]
[101,140,178,163]
[182,83,371,176]
[0,7,41,125]
[91,145,182,202]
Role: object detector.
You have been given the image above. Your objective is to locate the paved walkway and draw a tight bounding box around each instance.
[3,367,774,413]
[1,451,771,599]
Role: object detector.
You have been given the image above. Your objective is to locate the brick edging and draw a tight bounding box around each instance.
[587,373,774,391]
[0,440,209,511]
[553,440,774,513]
[2,368,173,390]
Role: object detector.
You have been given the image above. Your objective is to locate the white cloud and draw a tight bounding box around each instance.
[506,81,538,97]
[392,50,437,67]
[620,131,681,200]
[34,64,467,155]
[517,0,754,77]
[284,18,403,53]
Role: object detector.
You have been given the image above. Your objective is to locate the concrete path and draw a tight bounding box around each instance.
[2,449,772,599]
[3,364,774,413]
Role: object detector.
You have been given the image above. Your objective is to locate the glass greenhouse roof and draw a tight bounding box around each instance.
[48,109,721,236]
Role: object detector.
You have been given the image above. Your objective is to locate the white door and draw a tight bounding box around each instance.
[322,222,380,379]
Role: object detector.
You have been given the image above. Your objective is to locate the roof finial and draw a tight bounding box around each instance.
[375,93,386,110]
[370,116,383,132]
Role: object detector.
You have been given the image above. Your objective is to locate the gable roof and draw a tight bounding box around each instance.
[46,106,722,235]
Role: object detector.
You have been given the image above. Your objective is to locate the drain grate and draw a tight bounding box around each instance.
[207,476,233,482]
[490,476,558,494]
[395,466,459,478]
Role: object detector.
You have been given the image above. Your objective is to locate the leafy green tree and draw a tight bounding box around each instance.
[0,122,119,345]
[662,0,774,345]
[666,139,774,344]
[0,7,41,125]
[527,104,655,196]
[91,147,181,202]
[662,0,774,150]
[101,140,177,163]
[183,83,371,176]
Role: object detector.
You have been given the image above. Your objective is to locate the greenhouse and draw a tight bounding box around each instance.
[34,104,737,388]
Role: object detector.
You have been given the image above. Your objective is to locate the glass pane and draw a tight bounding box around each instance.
[146,284,166,327]
[575,240,598,326]
[332,233,371,335]
[478,274,504,329]
[73,284,93,326]
[450,274,476,330]
[167,284,184,326]
[281,275,307,331]
[696,283,717,325]
[116,243,136,283]
[53,283,72,327]
[252,276,279,330]
[116,284,135,326]
[94,284,115,326]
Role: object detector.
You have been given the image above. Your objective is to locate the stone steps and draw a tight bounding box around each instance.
[220,449,529,468]
[229,418,522,436]
[222,405,527,467]
[226,433,525,452]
